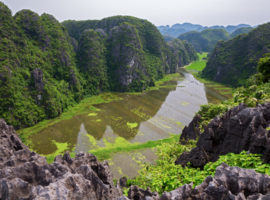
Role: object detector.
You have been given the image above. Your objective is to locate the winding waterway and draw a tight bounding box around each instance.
[28,69,229,178]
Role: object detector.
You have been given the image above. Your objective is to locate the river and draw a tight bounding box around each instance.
[28,69,229,178]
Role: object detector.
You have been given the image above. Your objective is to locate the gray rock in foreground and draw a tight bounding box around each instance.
[176,103,270,168]
[0,119,124,200]
[161,163,270,200]
[130,163,270,200]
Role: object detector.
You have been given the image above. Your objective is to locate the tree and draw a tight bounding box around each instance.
[258,54,270,82]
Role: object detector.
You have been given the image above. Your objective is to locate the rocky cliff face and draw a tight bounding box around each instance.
[0,119,124,199]
[176,103,270,168]
[63,16,198,92]
[202,22,270,86]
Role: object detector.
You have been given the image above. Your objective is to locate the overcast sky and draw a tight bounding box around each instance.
[2,0,270,26]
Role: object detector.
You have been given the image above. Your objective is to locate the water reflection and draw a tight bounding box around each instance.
[30,71,225,155]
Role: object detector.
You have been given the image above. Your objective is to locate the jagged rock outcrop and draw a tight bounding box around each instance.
[128,186,159,200]
[180,114,201,143]
[176,103,270,168]
[0,119,124,199]
[129,163,270,200]
[160,163,270,200]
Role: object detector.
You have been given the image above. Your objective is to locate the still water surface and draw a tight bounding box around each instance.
[30,70,227,178]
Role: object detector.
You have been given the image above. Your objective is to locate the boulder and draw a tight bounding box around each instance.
[176,103,270,168]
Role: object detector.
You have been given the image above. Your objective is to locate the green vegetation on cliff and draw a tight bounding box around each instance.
[127,60,270,194]
[129,143,270,194]
[178,29,230,52]
[202,22,270,87]
[63,16,198,92]
[230,27,253,37]
[0,3,82,128]
[0,2,198,128]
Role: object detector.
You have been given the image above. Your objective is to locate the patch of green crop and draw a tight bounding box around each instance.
[88,112,98,116]
[90,135,180,161]
[127,122,138,129]
[185,52,207,71]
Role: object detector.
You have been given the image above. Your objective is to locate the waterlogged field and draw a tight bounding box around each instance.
[185,52,207,71]
[19,71,231,178]
[185,53,233,103]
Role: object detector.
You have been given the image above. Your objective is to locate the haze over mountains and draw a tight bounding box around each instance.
[158,22,253,38]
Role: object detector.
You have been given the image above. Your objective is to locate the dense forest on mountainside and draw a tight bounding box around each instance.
[202,22,270,86]
[0,2,197,128]
[178,29,230,52]
[230,27,253,37]
[158,23,251,38]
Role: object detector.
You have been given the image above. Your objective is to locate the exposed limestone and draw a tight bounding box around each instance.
[180,114,201,143]
[176,103,270,168]
[0,119,124,200]
[130,164,270,200]
[160,163,270,200]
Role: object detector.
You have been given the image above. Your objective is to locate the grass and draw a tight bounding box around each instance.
[43,134,180,163]
[185,52,208,71]
[90,134,179,161]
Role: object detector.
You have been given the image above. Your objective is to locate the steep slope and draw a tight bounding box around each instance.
[0,2,198,128]
[202,22,270,86]
[166,39,198,71]
[230,27,253,37]
[63,16,198,91]
[0,3,83,128]
[178,29,230,52]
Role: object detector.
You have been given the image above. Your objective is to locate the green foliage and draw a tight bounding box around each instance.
[77,29,109,94]
[178,29,230,52]
[198,103,230,130]
[129,141,270,194]
[127,71,270,194]
[0,3,81,128]
[0,2,198,128]
[167,39,198,72]
[258,54,270,82]
[64,16,197,92]
[230,27,253,38]
[202,22,270,87]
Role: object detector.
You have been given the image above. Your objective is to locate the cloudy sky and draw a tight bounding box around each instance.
[2,0,270,26]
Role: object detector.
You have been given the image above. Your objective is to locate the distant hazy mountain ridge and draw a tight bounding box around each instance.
[202,22,270,86]
[158,22,252,38]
